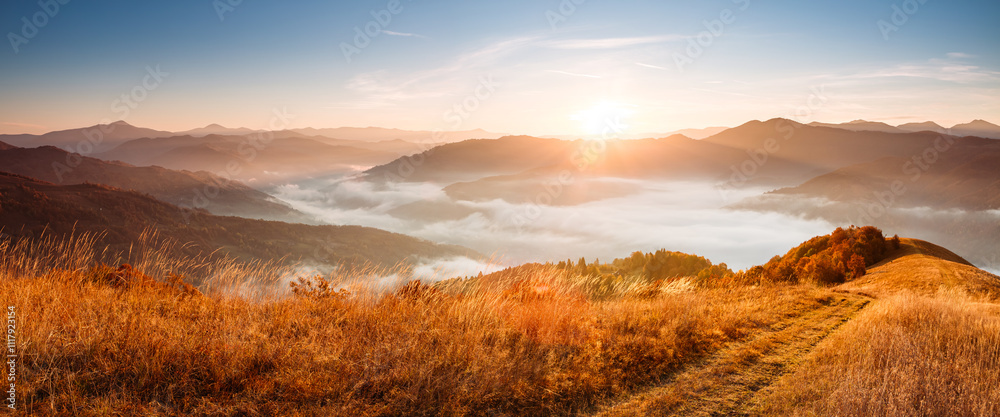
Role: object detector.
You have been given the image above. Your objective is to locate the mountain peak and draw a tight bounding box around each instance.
[965,119,999,127]
[108,120,133,127]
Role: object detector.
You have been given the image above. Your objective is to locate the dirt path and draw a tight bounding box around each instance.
[586,294,870,417]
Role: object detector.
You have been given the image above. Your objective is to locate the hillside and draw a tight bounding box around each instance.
[807,120,905,134]
[0,172,479,269]
[701,119,981,178]
[951,119,1000,139]
[8,226,998,415]
[367,119,995,192]
[365,133,810,186]
[292,126,506,143]
[0,121,173,151]
[897,121,948,134]
[770,140,1000,211]
[837,238,1000,299]
[98,134,400,183]
[0,145,302,220]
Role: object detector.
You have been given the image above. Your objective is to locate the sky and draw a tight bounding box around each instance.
[1,0,998,136]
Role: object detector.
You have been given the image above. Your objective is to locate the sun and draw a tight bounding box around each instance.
[570,101,634,138]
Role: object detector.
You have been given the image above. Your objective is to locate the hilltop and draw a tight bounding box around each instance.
[837,238,1000,299]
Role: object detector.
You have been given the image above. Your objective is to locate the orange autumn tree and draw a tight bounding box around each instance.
[734,226,890,285]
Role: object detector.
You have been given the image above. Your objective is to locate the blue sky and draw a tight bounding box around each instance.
[1,0,998,135]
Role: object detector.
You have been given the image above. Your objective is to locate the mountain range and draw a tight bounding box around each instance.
[0,143,302,220]
[0,172,478,269]
[809,119,1000,138]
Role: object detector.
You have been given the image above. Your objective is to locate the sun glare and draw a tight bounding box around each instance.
[571,101,634,138]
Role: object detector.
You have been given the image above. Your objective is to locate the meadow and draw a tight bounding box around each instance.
[3,230,997,416]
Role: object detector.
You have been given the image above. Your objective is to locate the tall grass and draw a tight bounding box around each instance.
[2,233,837,416]
[758,292,1000,416]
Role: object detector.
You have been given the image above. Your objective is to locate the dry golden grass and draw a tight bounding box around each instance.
[2,233,839,416]
[755,293,1000,417]
[838,238,1000,300]
[753,238,1000,417]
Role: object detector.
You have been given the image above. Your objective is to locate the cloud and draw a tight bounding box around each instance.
[382,30,427,38]
[412,257,504,281]
[540,35,685,50]
[335,36,539,109]
[273,177,839,273]
[546,70,602,79]
[635,62,669,70]
[1,121,47,129]
[824,54,1000,84]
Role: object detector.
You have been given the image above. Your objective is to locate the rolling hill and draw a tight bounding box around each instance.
[366,118,993,193]
[0,144,302,220]
[950,119,1000,139]
[292,126,505,143]
[837,238,1000,299]
[769,139,1000,211]
[807,120,905,134]
[897,121,948,134]
[0,120,173,151]
[0,172,479,269]
[98,133,401,184]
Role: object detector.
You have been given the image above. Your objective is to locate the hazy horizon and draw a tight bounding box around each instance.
[3,1,999,136]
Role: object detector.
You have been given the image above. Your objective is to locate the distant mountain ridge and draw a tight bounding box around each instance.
[291,127,507,143]
[0,121,174,152]
[810,119,1000,139]
[97,133,401,185]
[0,172,480,269]
[367,118,993,188]
[0,144,303,220]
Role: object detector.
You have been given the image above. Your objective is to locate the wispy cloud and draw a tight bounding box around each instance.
[803,54,1000,85]
[1,121,47,129]
[546,70,602,79]
[383,30,427,39]
[635,62,668,70]
[541,35,684,50]
[335,36,540,109]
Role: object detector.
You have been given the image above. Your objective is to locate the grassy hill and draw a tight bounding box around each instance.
[836,238,1000,299]
[5,226,998,415]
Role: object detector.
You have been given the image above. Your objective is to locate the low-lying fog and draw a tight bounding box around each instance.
[272,177,845,278]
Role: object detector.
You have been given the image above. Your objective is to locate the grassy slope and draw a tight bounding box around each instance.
[751,239,1000,416]
[837,238,1000,300]
[4,234,840,416]
[4,234,998,416]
